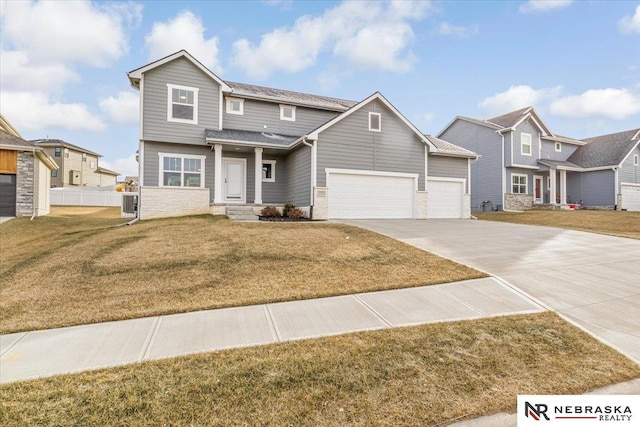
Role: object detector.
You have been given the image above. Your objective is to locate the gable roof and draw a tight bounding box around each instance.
[0,114,22,138]
[568,128,640,168]
[96,166,120,176]
[423,135,478,158]
[0,130,59,170]
[127,50,232,92]
[487,106,533,128]
[305,92,438,151]
[31,139,102,157]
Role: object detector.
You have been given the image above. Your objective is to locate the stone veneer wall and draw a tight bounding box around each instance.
[312,187,329,220]
[140,187,211,220]
[16,152,34,216]
[462,194,471,219]
[505,193,533,211]
[416,191,428,219]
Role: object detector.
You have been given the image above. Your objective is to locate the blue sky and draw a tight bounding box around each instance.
[1,0,639,177]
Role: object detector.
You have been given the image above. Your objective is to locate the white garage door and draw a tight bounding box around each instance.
[427,178,464,218]
[621,183,640,211]
[328,170,416,219]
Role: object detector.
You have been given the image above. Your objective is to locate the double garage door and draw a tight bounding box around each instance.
[621,183,640,211]
[326,170,464,219]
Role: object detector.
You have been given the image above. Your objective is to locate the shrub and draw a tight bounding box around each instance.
[287,207,307,219]
[260,206,281,218]
[282,202,295,217]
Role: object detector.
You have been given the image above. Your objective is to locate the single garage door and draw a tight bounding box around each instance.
[0,174,17,217]
[328,170,416,219]
[427,178,464,218]
[621,183,640,211]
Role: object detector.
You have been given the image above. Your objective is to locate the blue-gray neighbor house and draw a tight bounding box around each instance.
[438,107,640,212]
[128,50,478,220]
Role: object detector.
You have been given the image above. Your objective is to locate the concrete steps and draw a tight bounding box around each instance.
[225,206,259,221]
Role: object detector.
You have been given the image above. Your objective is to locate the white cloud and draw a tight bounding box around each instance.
[0,0,139,67]
[436,22,476,38]
[619,5,640,35]
[100,154,138,178]
[0,50,78,92]
[2,92,106,132]
[99,92,139,124]
[479,85,563,115]
[519,0,573,14]
[232,0,432,79]
[550,88,640,120]
[145,11,222,73]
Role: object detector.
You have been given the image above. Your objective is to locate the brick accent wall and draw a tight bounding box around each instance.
[140,187,211,220]
[463,193,471,219]
[416,191,428,219]
[16,152,34,216]
[505,193,533,211]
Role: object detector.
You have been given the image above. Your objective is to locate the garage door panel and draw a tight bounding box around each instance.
[427,178,463,219]
[621,184,640,212]
[328,172,415,219]
[0,174,17,216]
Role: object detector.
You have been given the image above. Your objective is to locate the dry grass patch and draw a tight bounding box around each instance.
[2,312,639,426]
[1,210,484,333]
[475,210,640,239]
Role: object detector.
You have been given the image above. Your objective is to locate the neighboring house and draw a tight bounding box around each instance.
[128,50,477,220]
[30,139,120,187]
[438,106,640,211]
[0,114,58,217]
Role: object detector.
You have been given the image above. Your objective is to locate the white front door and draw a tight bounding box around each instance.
[534,175,543,204]
[223,158,246,203]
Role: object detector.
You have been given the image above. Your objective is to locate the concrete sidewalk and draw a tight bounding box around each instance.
[0,277,543,384]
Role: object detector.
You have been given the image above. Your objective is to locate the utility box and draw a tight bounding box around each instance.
[69,170,80,185]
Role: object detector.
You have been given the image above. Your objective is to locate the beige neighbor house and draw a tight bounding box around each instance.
[30,139,120,187]
[0,114,59,217]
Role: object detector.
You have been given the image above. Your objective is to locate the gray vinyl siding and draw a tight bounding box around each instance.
[262,154,288,204]
[582,170,615,206]
[143,141,215,202]
[316,99,425,189]
[439,120,503,210]
[223,98,338,135]
[428,156,469,192]
[142,57,219,145]
[512,122,540,167]
[504,132,512,168]
[619,145,640,189]
[541,140,579,161]
[566,172,583,203]
[286,145,311,206]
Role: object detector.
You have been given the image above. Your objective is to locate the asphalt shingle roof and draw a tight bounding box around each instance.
[205,129,300,147]
[424,134,478,158]
[226,81,357,112]
[537,159,583,169]
[486,106,532,128]
[30,139,102,157]
[568,128,640,168]
[0,129,36,149]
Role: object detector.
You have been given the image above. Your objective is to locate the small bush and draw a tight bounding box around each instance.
[283,202,295,217]
[287,207,307,219]
[260,206,281,218]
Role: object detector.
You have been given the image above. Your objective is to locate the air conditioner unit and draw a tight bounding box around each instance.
[70,170,80,185]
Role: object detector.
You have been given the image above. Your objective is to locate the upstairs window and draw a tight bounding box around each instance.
[167,84,198,124]
[64,148,69,158]
[369,112,381,132]
[54,147,61,157]
[280,105,296,121]
[512,174,527,194]
[635,155,639,166]
[226,97,244,115]
[555,142,562,152]
[82,153,87,162]
[90,161,95,169]
[521,132,532,156]
[262,160,276,182]
[159,153,205,188]
[51,169,57,178]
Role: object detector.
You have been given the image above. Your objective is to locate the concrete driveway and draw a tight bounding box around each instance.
[344,219,640,363]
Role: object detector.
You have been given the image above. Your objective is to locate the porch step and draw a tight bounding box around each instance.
[528,204,556,211]
[225,206,259,221]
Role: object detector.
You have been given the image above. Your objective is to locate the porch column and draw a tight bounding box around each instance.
[560,169,567,205]
[214,144,223,204]
[550,169,557,206]
[254,147,263,205]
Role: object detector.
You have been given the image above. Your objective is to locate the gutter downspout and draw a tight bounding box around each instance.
[501,132,506,211]
[301,136,316,218]
[30,148,37,221]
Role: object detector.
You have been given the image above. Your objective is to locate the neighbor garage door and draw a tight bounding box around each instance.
[0,174,17,216]
[621,183,640,211]
[327,170,416,219]
[427,178,464,218]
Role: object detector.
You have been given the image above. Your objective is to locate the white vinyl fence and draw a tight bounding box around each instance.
[50,187,122,207]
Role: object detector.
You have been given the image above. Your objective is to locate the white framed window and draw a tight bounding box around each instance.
[555,142,562,152]
[90,161,95,169]
[280,105,296,121]
[262,160,276,182]
[82,153,87,162]
[158,153,206,188]
[521,133,532,156]
[64,148,69,158]
[512,174,528,194]
[369,112,381,132]
[167,84,198,124]
[226,97,244,115]
[634,154,639,166]
[51,169,57,178]
[54,147,61,157]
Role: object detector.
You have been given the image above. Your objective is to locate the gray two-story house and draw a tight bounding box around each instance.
[128,50,477,220]
[438,106,640,211]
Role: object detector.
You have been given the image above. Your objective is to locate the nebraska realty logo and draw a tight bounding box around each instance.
[517,395,638,426]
